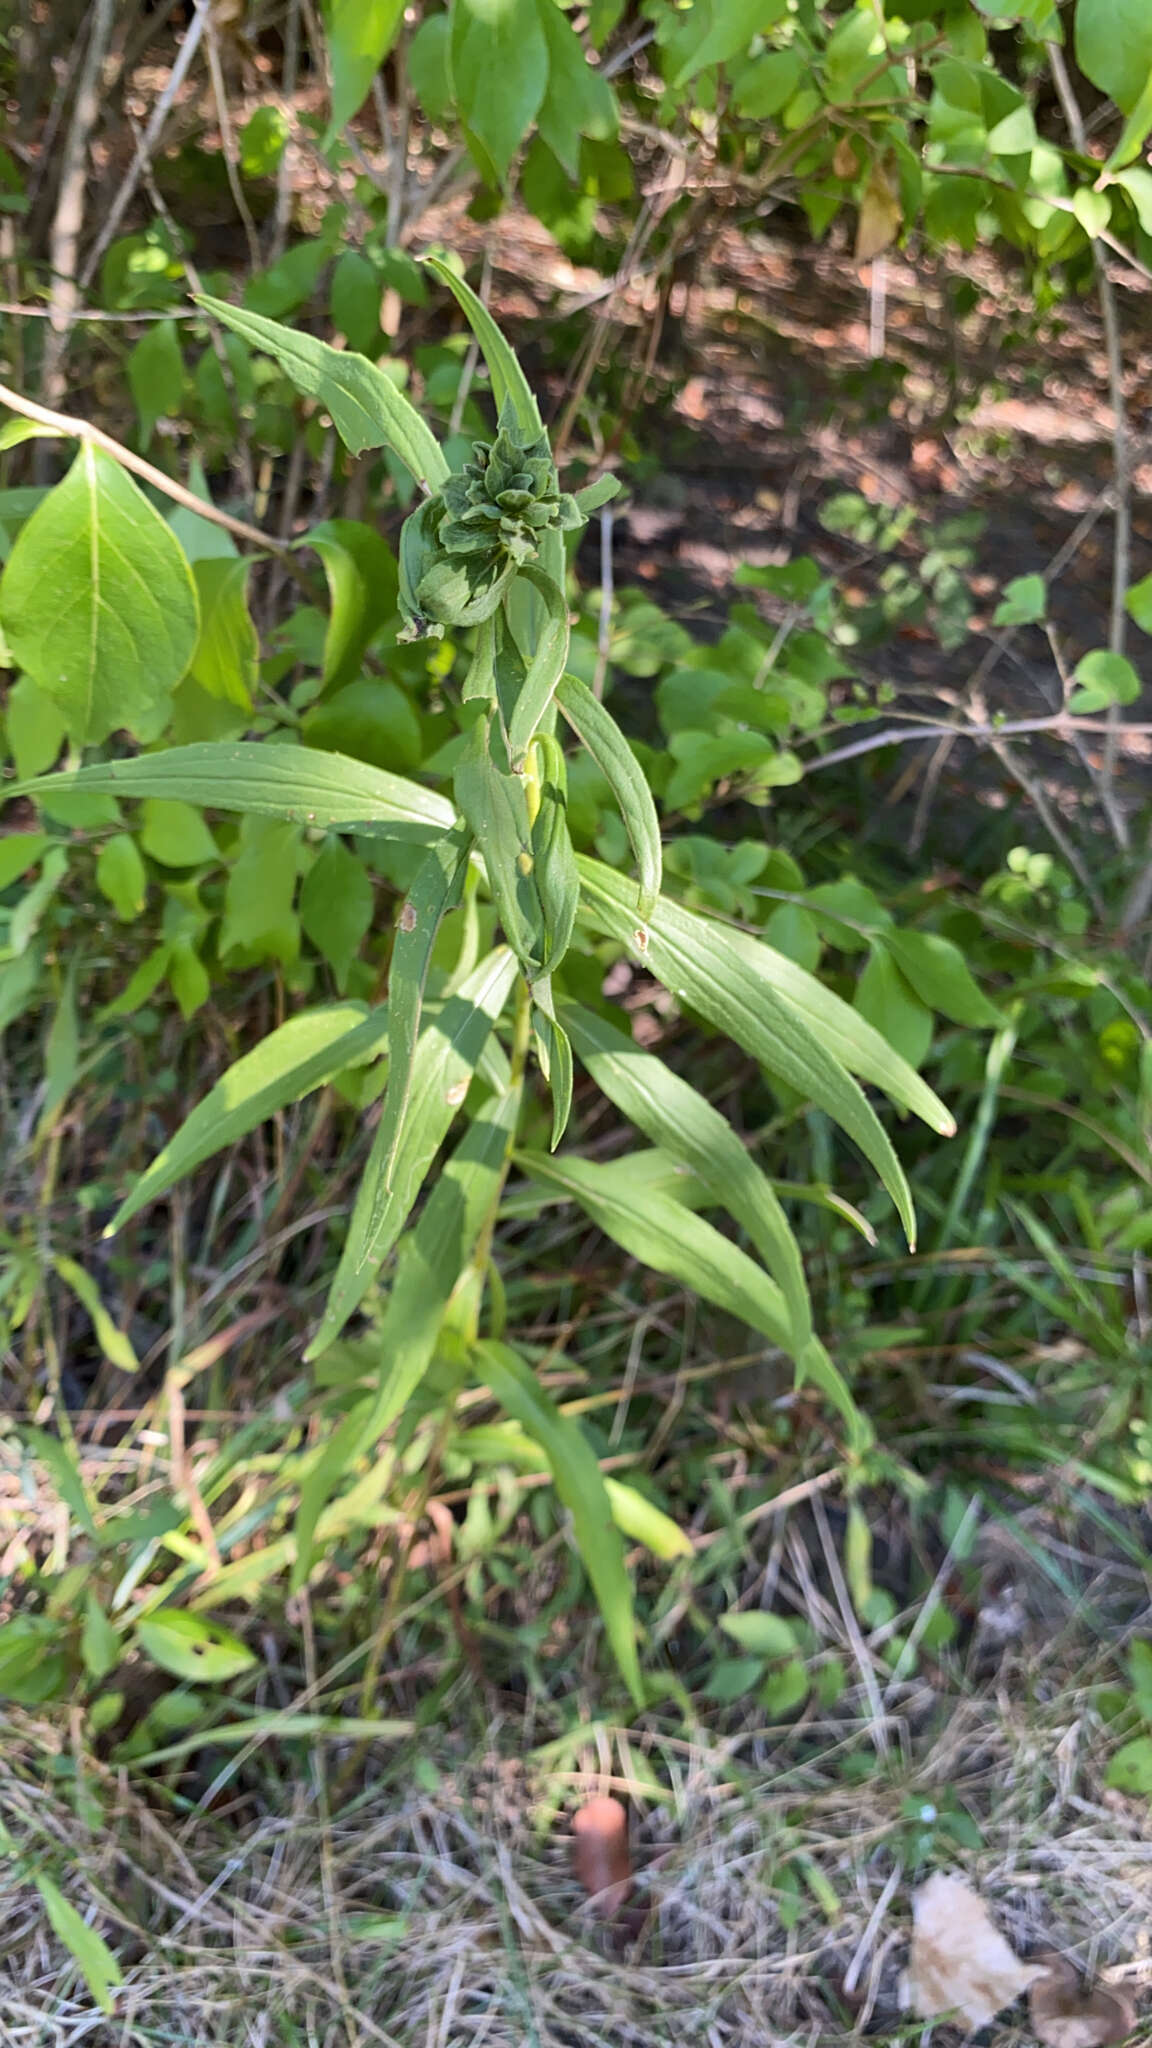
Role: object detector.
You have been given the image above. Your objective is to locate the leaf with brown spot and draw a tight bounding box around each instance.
[1030,1955,1138,2048]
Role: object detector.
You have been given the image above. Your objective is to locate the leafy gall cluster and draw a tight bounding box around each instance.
[399,402,582,638]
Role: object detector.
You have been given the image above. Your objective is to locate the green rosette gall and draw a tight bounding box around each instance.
[399,399,582,639]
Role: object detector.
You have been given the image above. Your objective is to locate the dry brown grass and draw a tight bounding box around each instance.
[2,1527,1150,2048]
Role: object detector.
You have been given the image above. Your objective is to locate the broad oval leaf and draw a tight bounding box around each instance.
[108,1002,390,1232]
[323,0,406,139]
[195,294,449,487]
[449,0,549,185]
[6,741,457,847]
[0,445,199,745]
[306,518,399,692]
[135,1609,257,1683]
[189,556,259,708]
[475,1337,643,1706]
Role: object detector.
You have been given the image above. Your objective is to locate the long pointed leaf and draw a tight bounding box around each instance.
[367,1084,521,1432]
[307,948,518,1355]
[7,742,456,846]
[556,674,661,917]
[560,1000,811,1349]
[422,258,542,435]
[108,1004,389,1231]
[728,927,953,1134]
[196,295,449,488]
[376,825,472,1200]
[505,565,568,760]
[474,1338,643,1706]
[578,857,922,1246]
[515,1148,793,1350]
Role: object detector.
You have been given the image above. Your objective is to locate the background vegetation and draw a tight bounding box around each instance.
[0,0,1150,2038]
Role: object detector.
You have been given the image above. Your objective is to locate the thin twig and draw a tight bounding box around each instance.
[1048,39,1132,809]
[269,0,301,265]
[0,375,295,558]
[198,0,262,270]
[79,0,208,290]
[805,710,1152,773]
[42,0,116,407]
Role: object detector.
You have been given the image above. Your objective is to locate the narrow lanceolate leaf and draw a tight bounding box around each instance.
[366,1083,521,1435]
[726,923,953,1134]
[34,1874,123,2017]
[52,1257,139,1373]
[505,566,569,760]
[474,1338,644,1707]
[531,977,574,1149]
[578,858,923,1246]
[108,1003,390,1232]
[308,948,518,1356]
[560,1000,812,1350]
[378,825,473,1197]
[454,716,544,975]
[528,735,579,977]
[515,1148,793,1351]
[0,444,199,745]
[556,675,661,918]
[423,258,542,436]
[195,295,449,488]
[6,743,456,847]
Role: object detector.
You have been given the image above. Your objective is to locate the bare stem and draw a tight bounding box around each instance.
[1049,39,1132,819]
[0,376,295,559]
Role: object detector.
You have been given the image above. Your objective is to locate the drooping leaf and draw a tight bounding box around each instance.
[308,947,518,1355]
[515,1146,793,1349]
[195,295,449,487]
[108,1003,389,1231]
[52,1256,138,1372]
[577,859,927,1245]
[560,1000,812,1349]
[0,445,199,744]
[323,0,406,140]
[454,714,545,974]
[475,1337,643,1705]
[506,565,569,759]
[556,673,661,916]
[671,0,788,86]
[450,0,549,183]
[6,742,457,847]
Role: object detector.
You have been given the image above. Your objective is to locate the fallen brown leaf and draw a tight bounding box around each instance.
[1030,1954,1137,2048]
[902,1871,1045,2028]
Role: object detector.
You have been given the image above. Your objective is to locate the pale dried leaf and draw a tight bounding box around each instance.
[902,1871,1045,2028]
[855,164,901,266]
[1030,1954,1138,2048]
